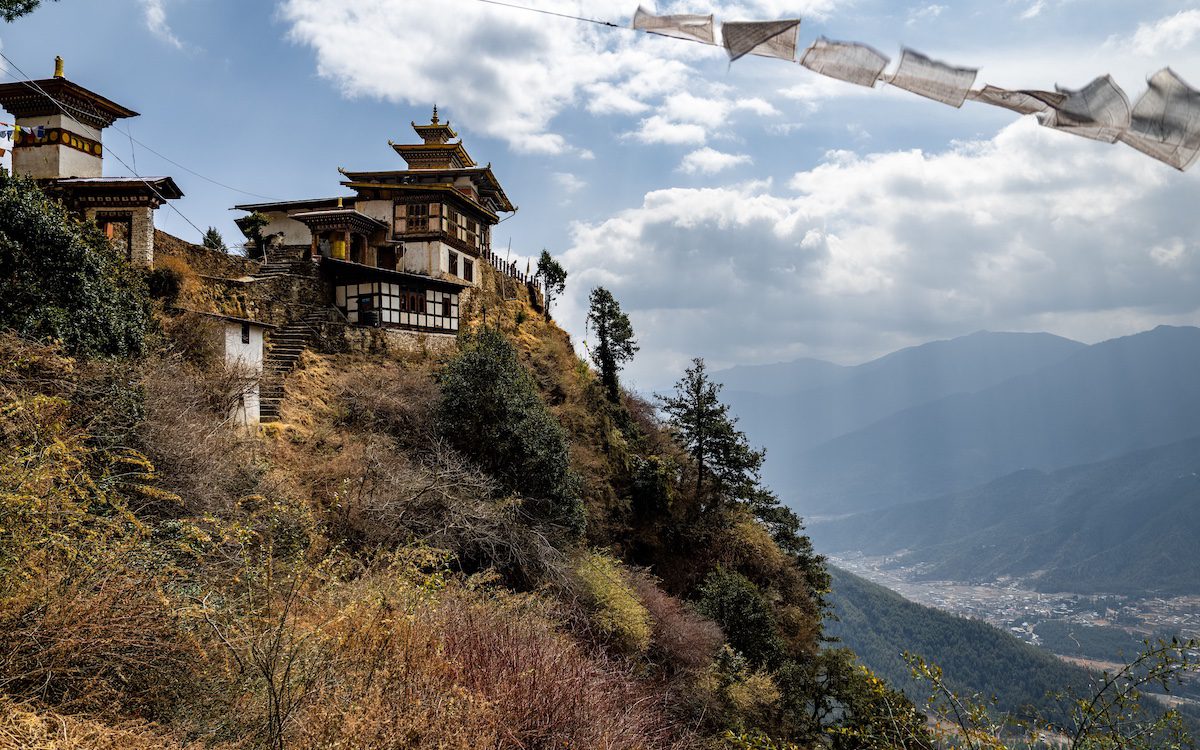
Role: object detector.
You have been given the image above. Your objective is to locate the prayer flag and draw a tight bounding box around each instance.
[967,85,1065,115]
[800,38,889,88]
[1037,75,1131,143]
[722,19,801,62]
[886,48,978,108]
[1118,68,1200,171]
[632,6,715,44]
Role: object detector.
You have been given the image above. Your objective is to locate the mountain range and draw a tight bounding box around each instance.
[811,435,1200,595]
[720,325,1200,517]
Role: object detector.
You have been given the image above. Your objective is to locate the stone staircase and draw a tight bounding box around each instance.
[253,246,312,279]
[259,308,335,421]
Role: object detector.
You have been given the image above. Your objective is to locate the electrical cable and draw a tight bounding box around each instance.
[0,62,276,202]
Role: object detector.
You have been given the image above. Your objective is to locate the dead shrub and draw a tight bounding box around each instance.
[436,588,687,749]
[334,365,440,447]
[138,354,267,515]
[330,435,563,582]
[160,311,224,368]
[632,572,724,674]
[0,557,196,720]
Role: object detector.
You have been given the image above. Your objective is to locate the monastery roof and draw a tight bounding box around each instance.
[342,166,515,214]
[232,197,350,213]
[321,257,470,291]
[292,207,389,233]
[51,176,184,200]
[0,64,139,130]
[173,308,277,329]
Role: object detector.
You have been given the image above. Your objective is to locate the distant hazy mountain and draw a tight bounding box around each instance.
[719,331,1085,480]
[775,326,1200,515]
[827,566,1092,725]
[713,356,847,397]
[813,436,1200,595]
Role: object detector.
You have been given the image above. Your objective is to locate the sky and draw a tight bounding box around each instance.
[3,0,1200,391]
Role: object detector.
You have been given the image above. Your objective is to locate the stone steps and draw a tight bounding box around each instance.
[257,307,336,421]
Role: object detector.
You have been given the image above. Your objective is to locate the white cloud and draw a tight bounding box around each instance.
[558,119,1200,387]
[679,147,752,174]
[630,115,709,145]
[279,0,832,155]
[1018,0,1045,20]
[906,4,947,26]
[139,0,184,50]
[553,171,587,193]
[1126,10,1200,56]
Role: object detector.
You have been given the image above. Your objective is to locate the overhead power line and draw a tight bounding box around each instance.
[0,64,276,201]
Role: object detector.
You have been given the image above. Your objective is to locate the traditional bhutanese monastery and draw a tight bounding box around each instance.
[0,58,536,425]
[234,105,516,335]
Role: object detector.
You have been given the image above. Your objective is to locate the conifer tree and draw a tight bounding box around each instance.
[534,249,567,319]
[587,287,638,402]
[657,357,764,510]
[202,226,225,251]
[1,0,52,21]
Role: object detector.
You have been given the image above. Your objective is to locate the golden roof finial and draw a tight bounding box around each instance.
[53,56,64,79]
[431,104,439,124]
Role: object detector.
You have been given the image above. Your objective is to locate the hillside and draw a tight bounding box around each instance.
[0,172,896,750]
[775,326,1200,515]
[827,566,1093,724]
[719,331,1085,499]
[812,436,1200,595]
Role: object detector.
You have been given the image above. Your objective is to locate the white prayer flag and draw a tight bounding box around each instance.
[632,6,715,45]
[967,85,1065,115]
[722,19,801,62]
[1118,68,1200,171]
[1037,75,1131,143]
[799,38,889,88]
[886,48,978,108]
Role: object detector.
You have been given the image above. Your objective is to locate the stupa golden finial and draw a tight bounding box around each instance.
[53,56,64,78]
[431,104,439,124]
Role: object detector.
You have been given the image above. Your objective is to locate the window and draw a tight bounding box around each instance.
[241,322,250,344]
[406,203,429,232]
[411,292,425,314]
[463,259,474,283]
[442,295,451,317]
[449,252,458,276]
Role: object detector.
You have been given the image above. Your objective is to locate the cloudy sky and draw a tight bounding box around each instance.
[4,0,1200,390]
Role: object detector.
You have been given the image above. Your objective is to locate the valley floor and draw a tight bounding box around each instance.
[832,553,1200,643]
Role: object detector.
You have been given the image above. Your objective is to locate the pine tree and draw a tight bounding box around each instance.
[534,249,567,319]
[202,226,225,251]
[587,287,638,403]
[657,357,764,511]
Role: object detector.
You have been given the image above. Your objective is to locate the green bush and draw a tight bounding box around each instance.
[0,171,149,357]
[697,568,784,669]
[437,326,583,534]
[574,551,652,655]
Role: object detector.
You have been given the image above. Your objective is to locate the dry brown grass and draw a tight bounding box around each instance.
[0,562,196,720]
[0,697,222,750]
[284,567,697,750]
